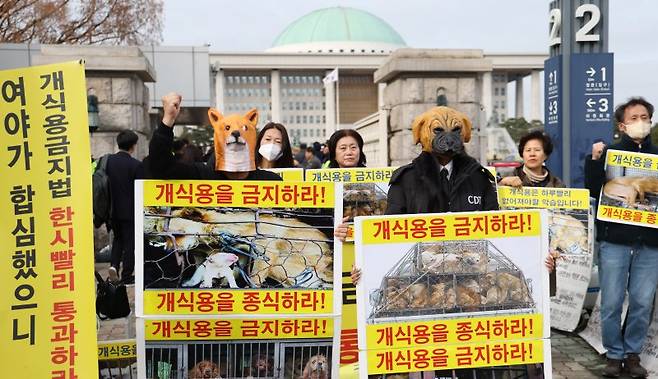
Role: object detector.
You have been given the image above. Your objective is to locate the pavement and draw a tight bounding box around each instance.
[95,261,616,378]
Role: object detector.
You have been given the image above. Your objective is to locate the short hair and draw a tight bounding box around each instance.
[305,146,314,153]
[117,130,138,151]
[328,129,367,168]
[254,122,295,168]
[614,97,654,124]
[518,129,554,157]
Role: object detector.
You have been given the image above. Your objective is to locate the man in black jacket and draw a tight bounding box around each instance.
[107,130,144,283]
[584,97,658,378]
[149,93,280,181]
[387,106,498,214]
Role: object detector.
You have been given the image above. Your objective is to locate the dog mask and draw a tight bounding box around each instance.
[208,108,258,172]
[412,106,472,157]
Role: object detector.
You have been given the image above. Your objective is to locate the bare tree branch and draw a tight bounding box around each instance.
[0,0,162,45]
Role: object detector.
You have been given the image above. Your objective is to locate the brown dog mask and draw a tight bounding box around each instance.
[412,106,472,156]
[208,108,258,172]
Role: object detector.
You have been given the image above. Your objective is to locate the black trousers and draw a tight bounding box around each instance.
[110,219,135,279]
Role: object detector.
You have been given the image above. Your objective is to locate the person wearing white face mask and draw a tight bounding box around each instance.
[585,97,658,378]
[255,122,295,169]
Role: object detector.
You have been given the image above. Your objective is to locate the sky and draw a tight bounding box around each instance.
[162,0,658,119]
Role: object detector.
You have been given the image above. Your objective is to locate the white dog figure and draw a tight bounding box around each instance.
[182,252,239,288]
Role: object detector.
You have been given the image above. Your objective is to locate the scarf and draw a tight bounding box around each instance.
[523,164,548,184]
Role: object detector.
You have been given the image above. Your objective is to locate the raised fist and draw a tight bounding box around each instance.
[161,92,182,127]
[591,141,606,160]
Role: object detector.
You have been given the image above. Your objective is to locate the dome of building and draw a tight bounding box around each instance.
[267,7,406,54]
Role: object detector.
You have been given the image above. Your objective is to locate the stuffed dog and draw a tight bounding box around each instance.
[208,108,258,172]
[412,106,472,157]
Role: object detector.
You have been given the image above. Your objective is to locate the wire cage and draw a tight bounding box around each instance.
[142,207,334,290]
[145,339,331,379]
[99,358,137,379]
[343,183,388,221]
[369,240,535,321]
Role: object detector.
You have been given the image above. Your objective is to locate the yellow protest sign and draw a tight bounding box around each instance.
[497,186,590,210]
[0,61,97,377]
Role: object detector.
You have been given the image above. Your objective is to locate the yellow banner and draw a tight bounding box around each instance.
[361,210,541,244]
[268,167,305,181]
[144,318,332,340]
[606,149,658,170]
[340,244,359,366]
[98,340,136,361]
[498,187,590,210]
[143,289,333,315]
[0,61,97,376]
[598,204,658,228]
[366,339,544,374]
[143,180,334,208]
[366,314,542,349]
[306,167,396,183]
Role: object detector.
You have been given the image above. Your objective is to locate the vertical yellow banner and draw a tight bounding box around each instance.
[0,61,98,377]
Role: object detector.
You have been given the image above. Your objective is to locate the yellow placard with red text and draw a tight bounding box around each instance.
[361,210,541,244]
[340,244,359,367]
[0,62,97,377]
[98,340,137,361]
[143,289,333,315]
[144,318,333,340]
[606,149,658,170]
[497,186,590,210]
[597,204,658,226]
[366,339,544,375]
[143,180,334,208]
[366,314,542,349]
[306,167,396,183]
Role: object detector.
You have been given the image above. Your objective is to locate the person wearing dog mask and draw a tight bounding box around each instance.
[255,122,295,169]
[387,106,498,214]
[149,92,280,181]
[584,97,658,378]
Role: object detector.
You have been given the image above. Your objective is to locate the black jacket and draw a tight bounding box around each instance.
[387,152,499,214]
[107,151,143,221]
[584,134,658,246]
[148,122,281,181]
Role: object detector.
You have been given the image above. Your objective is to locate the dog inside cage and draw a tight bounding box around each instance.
[343,183,388,222]
[282,342,332,379]
[368,240,535,322]
[142,207,334,290]
[146,340,331,378]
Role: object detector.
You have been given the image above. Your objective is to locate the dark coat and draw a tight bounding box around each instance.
[106,151,143,221]
[386,152,499,214]
[585,133,658,246]
[512,165,565,188]
[148,122,281,181]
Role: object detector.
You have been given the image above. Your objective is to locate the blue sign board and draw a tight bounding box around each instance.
[544,55,562,177]
[569,52,614,187]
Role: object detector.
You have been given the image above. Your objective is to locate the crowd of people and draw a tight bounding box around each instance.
[96,92,657,378]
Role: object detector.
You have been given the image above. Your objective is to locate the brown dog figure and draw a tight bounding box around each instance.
[603,176,658,205]
[387,106,498,214]
[208,108,258,172]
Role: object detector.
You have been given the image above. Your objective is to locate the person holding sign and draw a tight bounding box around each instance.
[348,106,500,379]
[149,93,280,181]
[498,130,564,188]
[254,122,295,169]
[584,97,658,378]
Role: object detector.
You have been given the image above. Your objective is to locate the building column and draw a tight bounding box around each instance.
[515,76,524,119]
[481,71,493,125]
[270,69,281,123]
[530,70,541,121]
[377,83,388,166]
[214,68,225,110]
[325,70,337,138]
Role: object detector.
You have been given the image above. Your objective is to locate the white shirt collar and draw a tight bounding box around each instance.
[438,160,453,179]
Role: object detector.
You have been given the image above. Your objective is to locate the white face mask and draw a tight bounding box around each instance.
[258,143,283,161]
[624,120,652,140]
